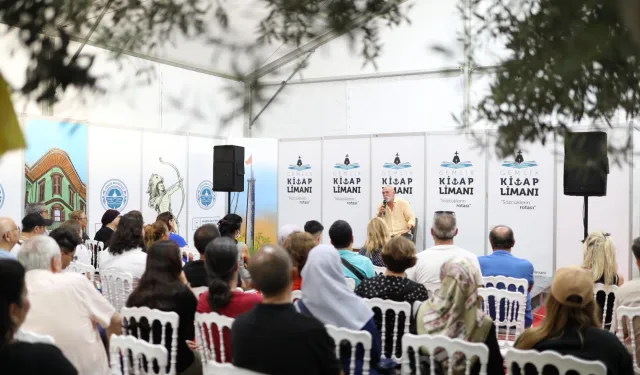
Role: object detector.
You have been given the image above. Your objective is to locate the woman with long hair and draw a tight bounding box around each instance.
[359,218,390,267]
[0,259,77,374]
[514,266,631,375]
[196,237,262,362]
[126,241,200,375]
[144,221,170,250]
[98,214,147,283]
[282,232,316,290]
[218,214,251,285]
[156,212,187,248]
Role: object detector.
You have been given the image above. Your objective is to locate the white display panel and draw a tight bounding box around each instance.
[322,137,371,246]
[371,134,426,251]
[87,127,143,237]
[488,139,555,276]
[278,139,322,233]
[426,133,487,255]
[187,136,227,247]
[0,149,23,221]
[141,132,188,236]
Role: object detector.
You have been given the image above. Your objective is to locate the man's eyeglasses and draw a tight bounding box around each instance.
[434,211,455,216]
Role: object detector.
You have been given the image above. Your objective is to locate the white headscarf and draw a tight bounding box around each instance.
[278,224,301,245]
[301,244,373,330]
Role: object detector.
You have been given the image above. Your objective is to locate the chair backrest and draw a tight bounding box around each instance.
[101,269,134,312]
[504,348,606,375]
[345,278,356,291]
[594,283,619,328]
[191,286,208,298]
[14,329,55,344]
[616,305,640,373]
[204,362,267,375]
[483,276,528,294]
[67,262,96,282]
[325,324,372,375]
[84,239,104,269]
[365,298,411,362]
[109,334,168,375]
[121,307,180,375]
[477,287,527,347]
[401,333,489,375]
[291,290,303,302]
[373,266,386,276]
[195,312,235,366]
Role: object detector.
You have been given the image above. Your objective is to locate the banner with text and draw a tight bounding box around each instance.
[278,139,322,233]
[426,133,487,255]
[487,140,554,276]
[322,137,371,246]
[371,134,426,251]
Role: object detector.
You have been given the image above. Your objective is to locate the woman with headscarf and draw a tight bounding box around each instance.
[296,244,382,375]
[416,257,503,375]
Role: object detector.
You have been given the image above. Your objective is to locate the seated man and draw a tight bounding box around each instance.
[478,225,534,328]
[329,220,375,287]
[18,236,121,375]
[231,245,342,375]
[304,220,324,245]
[612,236,640,362]
[183,224,220,287]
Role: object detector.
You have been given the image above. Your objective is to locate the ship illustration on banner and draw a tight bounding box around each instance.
[440,151,473,169]
[334,154,360,170]
[383,153,412,170]
[288,156,312,171]
[501,151,538,169]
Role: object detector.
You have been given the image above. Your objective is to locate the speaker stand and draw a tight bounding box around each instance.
[227,192,232,215]
[583,196,589,241]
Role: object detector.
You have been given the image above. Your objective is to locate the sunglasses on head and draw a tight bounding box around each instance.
[434,211,455,216]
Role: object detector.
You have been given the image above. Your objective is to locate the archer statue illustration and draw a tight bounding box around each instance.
[147,157,185,234]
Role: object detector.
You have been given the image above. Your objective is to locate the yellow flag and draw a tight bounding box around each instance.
[0,74,25,156]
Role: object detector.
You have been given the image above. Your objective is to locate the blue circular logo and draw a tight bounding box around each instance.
[197,181,216,210]
[101,179,129,212]
[0,184,4,210]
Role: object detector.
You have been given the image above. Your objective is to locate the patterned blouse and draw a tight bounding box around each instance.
[358,247,385,267]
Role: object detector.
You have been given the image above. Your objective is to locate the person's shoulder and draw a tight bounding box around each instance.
[617,278,640,296]
[584,326,627,348]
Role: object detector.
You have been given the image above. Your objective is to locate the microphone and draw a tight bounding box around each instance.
[382,199,387,217]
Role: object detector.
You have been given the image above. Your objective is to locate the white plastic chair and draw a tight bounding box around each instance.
[101,269,134,312]
[121,307,180,375]
[204,362,267,375]
[504,348,606,375]
[401,333,489,375]
[477,287,526,349]
[84,239,104,269]
[615,305,640,373]
[291,290,303,302]
[191,286,208,298]
[482,276,528,293]
[14,329,55,344]
[373,266,386,276]
[345,278,356,291]
[365,298,411,362]
[109,334,169,375]
[67,262,96,282]
[325,324,372,375]
[594,283,619,329]
[195,312,235,366]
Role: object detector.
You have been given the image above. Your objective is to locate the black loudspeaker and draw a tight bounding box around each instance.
[213,145,245,192]
[563,132,609,196]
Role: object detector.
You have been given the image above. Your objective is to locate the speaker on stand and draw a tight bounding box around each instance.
[213,145,245,214]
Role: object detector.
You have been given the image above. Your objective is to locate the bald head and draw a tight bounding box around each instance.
[0,217,19,250]
[431,213,457,241]
[489,225,515,250]
[248,244,292,296]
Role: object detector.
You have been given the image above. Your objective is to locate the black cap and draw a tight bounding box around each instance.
[22,213,53,231]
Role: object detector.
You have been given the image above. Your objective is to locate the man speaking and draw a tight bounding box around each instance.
[376,186,415,240]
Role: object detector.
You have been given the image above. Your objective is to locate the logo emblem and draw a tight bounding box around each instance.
[197,181,216,210]
[100,179,129,211]
[0,184,4,210]
[383,153,412,170]
[440,151,473,169]
[334,154,360,170]
[501,151,537,169]
[288,156,312,171]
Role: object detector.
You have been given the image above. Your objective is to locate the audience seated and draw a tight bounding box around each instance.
[218,214,251,286]
[49,227,83,270]
[278,224,301,245]
[0,259,78,375]
[330,220,375,287]
[408,212,482,291]
[612,236,640,363]
[0,217,19,259]
[304,220,324,245]
[514,266,632,375]
[478,225,534,328]
[156,212,187,248]
[98,214,147,283]
[297,244,382,375]
[583,231,623,330]
[232,244,341,375]
[416,257,503,375]
[144,221,170,250]
[94,209,119,246]
[18,236,120,375]
[68,210,90,241]
[196,237,262,362]
[282,232,316,291]
[359,218,390,267]
[58,221,92,265]
[183,224,220,288]
[12,213,52,257]
[126,241,201,375]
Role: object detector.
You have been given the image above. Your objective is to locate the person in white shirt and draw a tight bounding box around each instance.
[99,213,147,283]
[0,217,19,259]
[59,220,92,265]
[407,211,483,291]
[17,235,121,375]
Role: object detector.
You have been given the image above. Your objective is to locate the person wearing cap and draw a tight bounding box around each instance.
[11,213,53,257]
[514,266,632,375]
[94,209,120,246]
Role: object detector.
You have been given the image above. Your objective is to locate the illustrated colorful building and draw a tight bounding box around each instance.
[25,148,87,223]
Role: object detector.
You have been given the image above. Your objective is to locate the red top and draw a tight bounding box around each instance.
[292,276,302,291]
[196,290,262,362]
